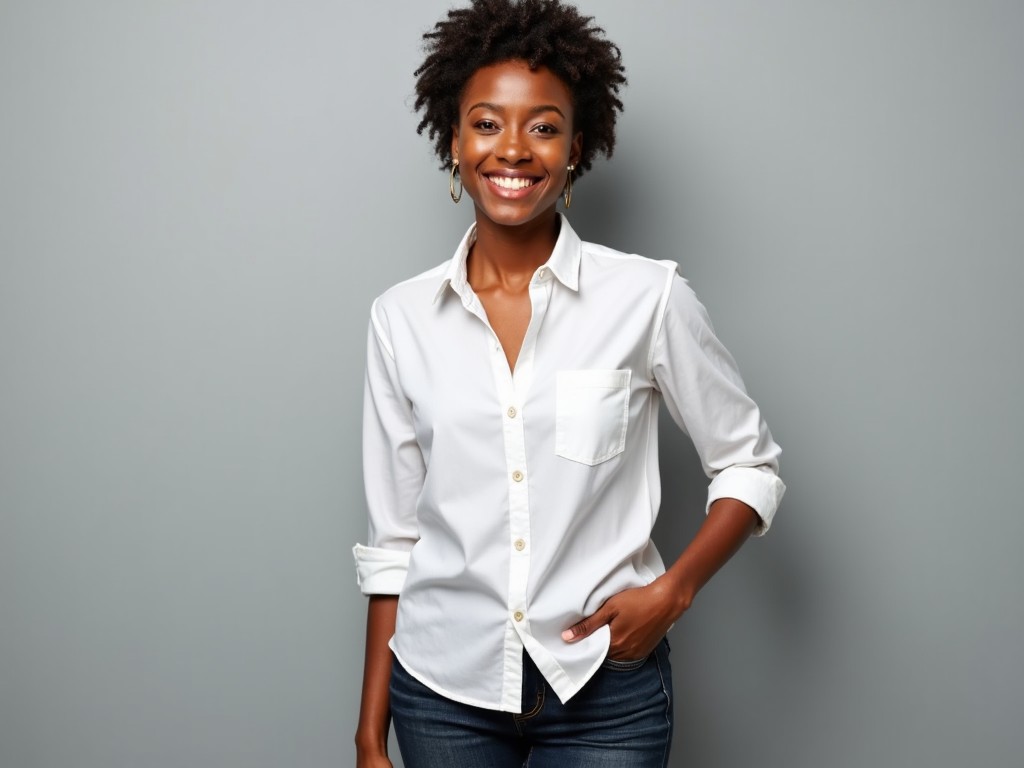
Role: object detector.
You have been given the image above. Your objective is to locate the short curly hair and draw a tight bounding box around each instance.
[413,0,626,178]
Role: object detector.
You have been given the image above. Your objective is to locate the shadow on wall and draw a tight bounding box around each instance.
[654,411,816,764]
[567,149,819,764]
[668,414,837,768]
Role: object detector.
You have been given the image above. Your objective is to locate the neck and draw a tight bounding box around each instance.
[468,209,561,285]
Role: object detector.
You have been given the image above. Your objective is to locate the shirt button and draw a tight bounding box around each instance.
[507,406,517,419]
[512,470,524,483]
[513,538,526,551]
[513,611,524,622]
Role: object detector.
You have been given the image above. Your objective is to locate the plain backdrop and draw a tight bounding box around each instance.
[2,1,1022,766]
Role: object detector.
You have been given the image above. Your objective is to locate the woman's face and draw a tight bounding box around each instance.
[452,60,582,230]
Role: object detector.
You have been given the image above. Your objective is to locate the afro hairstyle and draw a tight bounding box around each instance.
[413,0,626,178]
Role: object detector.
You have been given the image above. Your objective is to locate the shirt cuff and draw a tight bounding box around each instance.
[352,544,410,595]
[706,467,786,536]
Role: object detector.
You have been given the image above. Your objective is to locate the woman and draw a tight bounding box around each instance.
[353,1,785,766]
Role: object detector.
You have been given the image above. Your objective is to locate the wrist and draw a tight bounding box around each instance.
[657,568,696,621]
[355,728,388,755]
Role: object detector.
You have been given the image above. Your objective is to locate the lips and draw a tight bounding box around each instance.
[482,173,544,201]
[485,174,539,191]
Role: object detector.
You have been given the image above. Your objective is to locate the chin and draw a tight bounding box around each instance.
[474,200,559,229]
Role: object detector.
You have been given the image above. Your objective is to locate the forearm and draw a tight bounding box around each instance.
[355,594,399,756]
[659,497,760,620]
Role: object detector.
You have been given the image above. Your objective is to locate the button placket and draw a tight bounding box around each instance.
[486,272,553,711]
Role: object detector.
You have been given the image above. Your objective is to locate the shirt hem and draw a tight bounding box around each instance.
[389,641,520,713]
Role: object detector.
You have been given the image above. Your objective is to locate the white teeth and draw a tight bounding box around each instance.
[489,176,536,190]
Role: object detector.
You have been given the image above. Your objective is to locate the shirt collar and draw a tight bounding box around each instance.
[431,213,582,305]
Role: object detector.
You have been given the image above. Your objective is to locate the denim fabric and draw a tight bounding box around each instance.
[389,639,673,767]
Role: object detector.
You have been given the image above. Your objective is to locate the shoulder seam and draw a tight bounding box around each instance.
[646,266,677,381]
[369,298,395,361]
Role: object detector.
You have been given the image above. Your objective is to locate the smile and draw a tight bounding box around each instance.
[485,175,539,191]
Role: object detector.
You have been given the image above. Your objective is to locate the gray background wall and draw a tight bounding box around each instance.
[1,1,1021,766]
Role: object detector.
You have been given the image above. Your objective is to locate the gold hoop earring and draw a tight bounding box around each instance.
[563,164,575,208]
[450,160,463,204]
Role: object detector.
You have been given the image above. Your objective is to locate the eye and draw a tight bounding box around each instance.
[532,123,559,135]
[474,119,499,132]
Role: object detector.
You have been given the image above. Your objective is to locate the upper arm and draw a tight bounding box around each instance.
[355,299,426,593]
[651,274,785,532]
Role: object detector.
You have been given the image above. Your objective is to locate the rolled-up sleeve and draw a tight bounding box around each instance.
[651,272,785,534]
[353,298,424,594]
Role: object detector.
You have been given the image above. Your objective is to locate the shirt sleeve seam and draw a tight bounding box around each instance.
[369,297,396,361]
[646,262,678,384]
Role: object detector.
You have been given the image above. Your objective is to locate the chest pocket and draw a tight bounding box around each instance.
[555,369,632,466]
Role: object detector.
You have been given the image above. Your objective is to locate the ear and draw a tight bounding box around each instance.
[450,125,460,164]
[570,131,583,168]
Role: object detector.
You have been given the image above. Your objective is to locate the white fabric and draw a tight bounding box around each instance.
[353,215,784,712]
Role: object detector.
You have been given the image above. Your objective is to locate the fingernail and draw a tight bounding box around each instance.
[561,629,574,641]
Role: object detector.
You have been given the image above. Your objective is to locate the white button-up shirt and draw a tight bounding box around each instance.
[353,215,784,713]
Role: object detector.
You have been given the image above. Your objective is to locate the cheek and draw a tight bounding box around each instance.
[458,134,491,161]
[539,144,571,170]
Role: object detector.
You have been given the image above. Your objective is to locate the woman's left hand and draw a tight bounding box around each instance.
[561,499,762,660]
[561,577,687,661]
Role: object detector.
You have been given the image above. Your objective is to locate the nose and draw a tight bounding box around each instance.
[496,128,532,164]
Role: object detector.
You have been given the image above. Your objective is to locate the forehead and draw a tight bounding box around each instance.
[459,60,573,113]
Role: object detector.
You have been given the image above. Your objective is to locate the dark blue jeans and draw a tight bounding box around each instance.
[389,639,673,767]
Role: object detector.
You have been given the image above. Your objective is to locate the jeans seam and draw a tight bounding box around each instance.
[513,686,545,734]
[601,655,648,671]
[653,641,672,768]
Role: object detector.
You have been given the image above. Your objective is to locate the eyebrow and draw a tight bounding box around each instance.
[465,102,566,119]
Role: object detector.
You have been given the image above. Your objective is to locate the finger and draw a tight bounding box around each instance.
[561,607,611,642]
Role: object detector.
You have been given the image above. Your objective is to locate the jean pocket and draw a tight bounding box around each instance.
[555,369,631,466]
[600,653,650,672]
